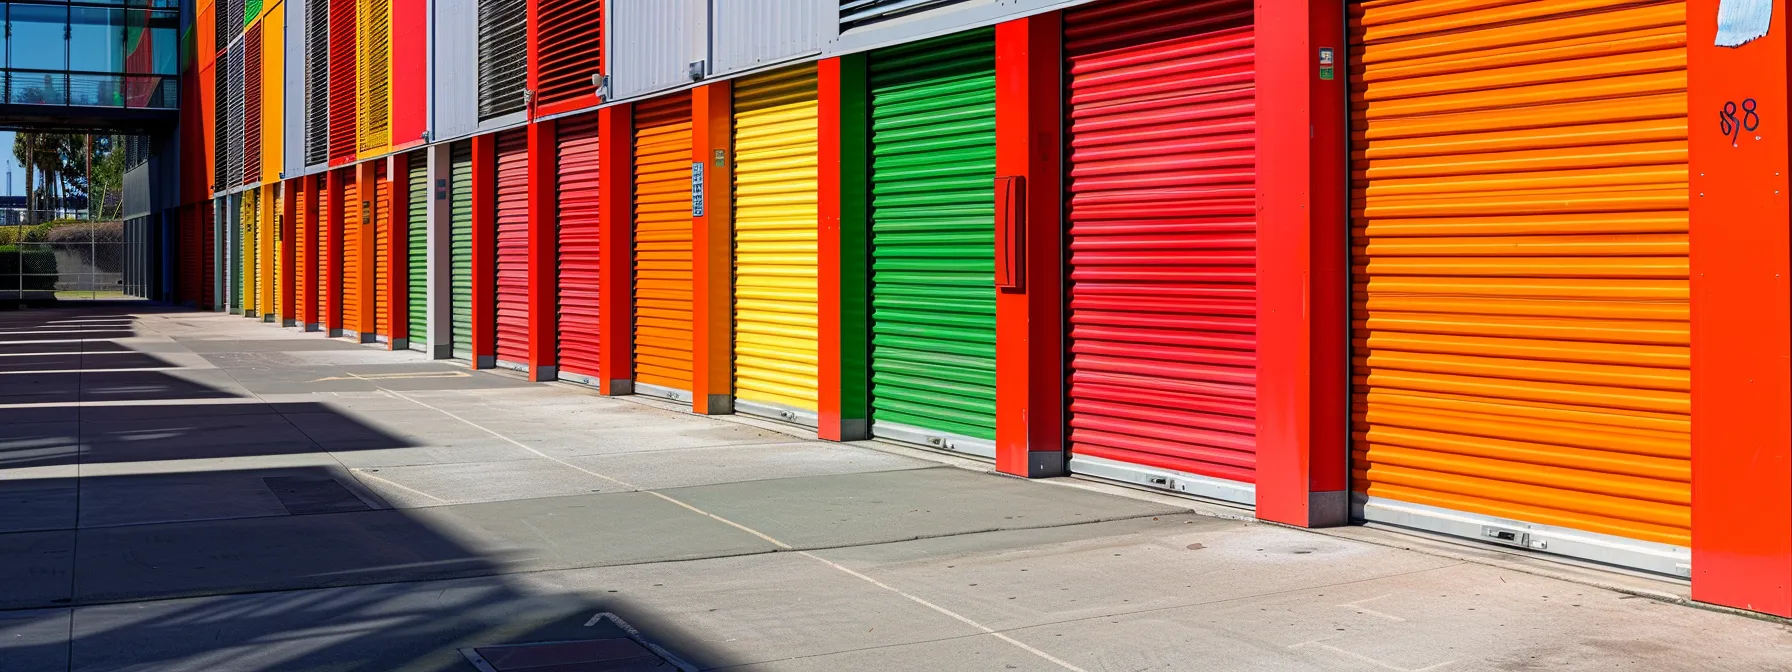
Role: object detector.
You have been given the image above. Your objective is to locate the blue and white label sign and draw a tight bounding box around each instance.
[691,162,705,217]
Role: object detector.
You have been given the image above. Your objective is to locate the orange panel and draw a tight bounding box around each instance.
[375,162,391,337]
[1350,0,1689,547]
[342,179,362,333]
[632,94,695,391]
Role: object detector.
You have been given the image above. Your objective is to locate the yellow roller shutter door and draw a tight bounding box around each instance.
[1350,0,1690,568]
[241,190,258,315]
[732,65,820,418]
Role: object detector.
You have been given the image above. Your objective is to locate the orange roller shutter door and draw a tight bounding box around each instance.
[632,94,695,393]
[1350,0,1690,574]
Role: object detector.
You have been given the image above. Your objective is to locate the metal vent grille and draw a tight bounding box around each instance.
[839,0,971,29]
[214,63,229,192]
[477,0,528,120]
[535,0,601,110]
[227,42,245,189]
[356,0,391,151]
[244,22,263,185]
[327,0,357,162]
[228,0,245,41]
[304,0,330,165]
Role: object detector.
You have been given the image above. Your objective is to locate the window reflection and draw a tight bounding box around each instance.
[2,0,178,108]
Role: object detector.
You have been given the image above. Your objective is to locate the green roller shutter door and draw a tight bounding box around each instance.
[407,151,428,351]
[867,29,998,447]
[451,141,474,359]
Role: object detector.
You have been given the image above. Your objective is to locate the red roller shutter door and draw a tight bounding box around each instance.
[318,183,331,318]
[295,180,310,324]
[374,161,392,338]
[1063,0,1259,505]
[556,115,603,383]
[495,129,530,368]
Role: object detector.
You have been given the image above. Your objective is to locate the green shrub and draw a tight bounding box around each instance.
[45,221,124,244]
[0,245,59,291]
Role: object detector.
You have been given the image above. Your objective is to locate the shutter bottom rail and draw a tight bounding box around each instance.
[1068,454,1256,508]
[735,398,819,429]
[1355,494,1691,579]
[871,421,995,461]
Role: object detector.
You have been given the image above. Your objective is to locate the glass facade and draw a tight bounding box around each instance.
[2,0,179,109]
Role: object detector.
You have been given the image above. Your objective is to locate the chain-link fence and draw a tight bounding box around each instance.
[0,218,137,301]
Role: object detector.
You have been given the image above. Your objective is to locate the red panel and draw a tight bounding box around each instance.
[342,178,362,332]
[202,200,216,309]
[178,205,199,304]
[495,129,530,364]
[327,0,357,164]
[1063,0,1258,484]
[535,0,603,117]
[389,0,428,148]
[374,162,391,337]
[1688,0,1792,616]
[556,115,603,379]
[243,23,263,185]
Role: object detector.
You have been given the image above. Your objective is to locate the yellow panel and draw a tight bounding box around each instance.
[1350,0,1690,547]
[274,183,285,320]
[632,95,694,391]
[240,189,258,314]
[260,184,277,319]
[261,3,284,185]
[355,0,391,156]
[730,64,819,411]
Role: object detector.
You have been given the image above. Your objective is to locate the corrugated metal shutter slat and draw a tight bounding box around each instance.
[867,30,997,441]
[328,0,357,161]
[451,142,475,358]
[297,181,310,321]
[495,129,531,364]
[732,65,820,412]
[633,95,695,391]
[305,0,330,166]
[375,163,391,336]
[357,0,391,151]
[556,115,603,379]
[342,178,362,331]
[1349,0,1691,548]
[241,191,258,313]
[1065,0,1259,485]
[408,152,428,349]
[318,181,331,313]
[244,24,263,185]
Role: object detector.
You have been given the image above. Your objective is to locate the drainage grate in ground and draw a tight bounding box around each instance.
[262,476,374,515]
[461,614,694,672]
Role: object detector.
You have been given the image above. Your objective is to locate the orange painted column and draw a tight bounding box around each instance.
[1254,0,1348,527]
[1689,0,1792,616]
[471,133,499,369]
[279,179,297,327]
[597,104,636,395]
[355,162,379,342]
[323,170,345,337]
[691,82,735,415]
[527,119,559,381]
[993,14,1066,477]
[387,155,408,350]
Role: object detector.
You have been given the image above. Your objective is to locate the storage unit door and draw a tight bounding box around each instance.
[342,178,362,334]
[1063,0,1258,502]
[318,182,331,317]
[732,64,821,421]
[495,129,530,367]
[407,151,428,350]
[374,162,391,337]
[867,29,998,451]
[556,115,602,382]
[451,141,475,358]
[632,94,695,394]
[297,181,310,322]
[1350,0,1690,574]
[243,192,259,314]
[274,193,285,320]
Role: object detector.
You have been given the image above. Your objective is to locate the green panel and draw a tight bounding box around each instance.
[245,0,263,27]
[407,152,428,350]
[867,29,998,441]
[451,142,474,358]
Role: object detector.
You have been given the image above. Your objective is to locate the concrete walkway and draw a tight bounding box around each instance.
[0,305,1788,671]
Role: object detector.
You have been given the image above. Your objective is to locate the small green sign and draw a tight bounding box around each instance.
[1320,66,1334,81]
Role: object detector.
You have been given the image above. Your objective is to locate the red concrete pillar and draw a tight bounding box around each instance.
[692,82,735,415]
[387,155,408,349]
[471,133,498,368]
[993,13,1066,477]
[1253,0,1349,527]
[355,162,378,341]
[597,103,636,395]
[1689,0,1792,616]
[324,169,345,337]
[818,55,872,442]
[279,178,297,327]
[527,119,560,381]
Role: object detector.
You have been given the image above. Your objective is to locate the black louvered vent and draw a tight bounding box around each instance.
[477,0,527,120]
[214,1,230,53]
[839,0,971,30]
[228,43,245,187]
[214,63,228,192]
[228,0,245,41]
[304,0,330,166]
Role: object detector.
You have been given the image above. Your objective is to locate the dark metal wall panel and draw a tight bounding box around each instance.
[477,0,528,120]
[304,0,331,167]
